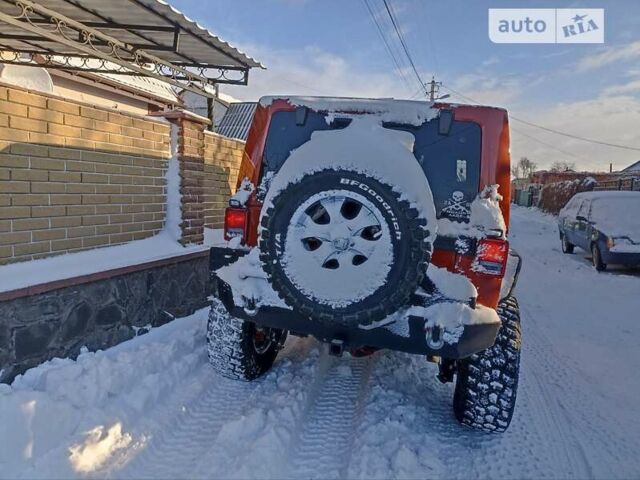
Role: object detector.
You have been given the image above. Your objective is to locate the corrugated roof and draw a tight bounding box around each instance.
[92,71,179,103]
[216,102,257,141]
[0,0,262,69]
[136,0,263,68]
[53,57,180,103]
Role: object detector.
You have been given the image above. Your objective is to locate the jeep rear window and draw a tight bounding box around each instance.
[263,110,482,220]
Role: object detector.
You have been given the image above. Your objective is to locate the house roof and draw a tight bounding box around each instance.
[216,102,257,141]
[622,160,640,172]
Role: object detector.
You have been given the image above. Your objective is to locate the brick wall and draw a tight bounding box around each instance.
[0,83,171,264]
[203,131,244,229]
[176,117,206,245]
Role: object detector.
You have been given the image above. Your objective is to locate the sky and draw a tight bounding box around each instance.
[171,0,640,172]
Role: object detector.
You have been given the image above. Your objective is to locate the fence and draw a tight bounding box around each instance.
[512,184,541,207]
[514,175,640,214]
[0,82,245,264]
[592,176,640,192]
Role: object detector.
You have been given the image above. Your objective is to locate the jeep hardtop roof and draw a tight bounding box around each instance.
[258,95,506,124]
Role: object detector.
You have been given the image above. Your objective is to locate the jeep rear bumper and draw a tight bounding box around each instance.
[209,247,501,359]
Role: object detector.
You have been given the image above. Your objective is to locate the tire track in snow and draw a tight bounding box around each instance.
[521,305,593,476]
[517,235,640,477]
[281,351,376,479]
[119,368,255,479]
[521,302,637,478]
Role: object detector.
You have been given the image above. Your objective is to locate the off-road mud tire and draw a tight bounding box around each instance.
[207,298,286,381]
[453,296,521,433]
[259,169,432,326]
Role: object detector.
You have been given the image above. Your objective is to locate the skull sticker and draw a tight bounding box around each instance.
[441,190,471,222]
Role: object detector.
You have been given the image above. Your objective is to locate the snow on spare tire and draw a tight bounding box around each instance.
[260,117,437,326]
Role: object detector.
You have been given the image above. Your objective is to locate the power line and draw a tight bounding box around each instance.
[440,84,640,153]
[409,85,425,99]
[380,0,427,95]
[511,127,585,161]
[511,117,640,153]
[361,0,414,94]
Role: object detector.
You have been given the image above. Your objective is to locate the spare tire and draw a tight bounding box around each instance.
[259,169,433,326]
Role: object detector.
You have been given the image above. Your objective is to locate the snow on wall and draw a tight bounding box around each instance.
[0,233,213,294]
[165,123,183,242]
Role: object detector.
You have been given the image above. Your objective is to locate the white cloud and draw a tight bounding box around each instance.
[447,72,534,108]
[577,41,640,71]
[481,55,500,67]
[602,79,640,96]
[510,94,640,172]
[220,45,416,102]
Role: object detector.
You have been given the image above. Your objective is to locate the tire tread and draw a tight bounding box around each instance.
[453,296,521,433]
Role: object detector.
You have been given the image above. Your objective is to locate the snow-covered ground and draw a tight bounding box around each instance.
[2,206,640,479]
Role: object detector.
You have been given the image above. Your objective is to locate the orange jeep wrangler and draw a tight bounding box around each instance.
[207,97,522,433]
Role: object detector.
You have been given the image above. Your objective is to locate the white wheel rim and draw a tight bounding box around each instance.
[282,189,394,308]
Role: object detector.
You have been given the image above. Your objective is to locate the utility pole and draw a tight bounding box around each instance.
[428,76,442,102]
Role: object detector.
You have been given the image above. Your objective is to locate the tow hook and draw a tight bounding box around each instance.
[242,297,258,317]
[329,339,344,357]
[426,325,444,350]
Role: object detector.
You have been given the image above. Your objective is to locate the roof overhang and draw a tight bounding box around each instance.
[0,0,263,98]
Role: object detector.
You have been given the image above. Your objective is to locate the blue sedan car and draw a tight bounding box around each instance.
[558,191,640,271]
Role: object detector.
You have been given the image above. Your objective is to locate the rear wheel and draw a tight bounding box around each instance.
[592,244,607,271]
[561,234,574,254]
[206,298,287,381]
[453,296,521,433]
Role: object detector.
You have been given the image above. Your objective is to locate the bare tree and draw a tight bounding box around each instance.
[549,161,576,172]
[520,157,537,177]
[512,157,538,179]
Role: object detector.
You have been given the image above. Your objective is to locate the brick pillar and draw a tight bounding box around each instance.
[161,110,211,246]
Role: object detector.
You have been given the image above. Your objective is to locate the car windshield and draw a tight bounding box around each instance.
[590,196,640,237]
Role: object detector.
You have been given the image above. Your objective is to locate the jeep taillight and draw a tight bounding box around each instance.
[224,207,248,242]
[474,238,509,276]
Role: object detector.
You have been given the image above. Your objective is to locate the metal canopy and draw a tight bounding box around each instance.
[0,0,263,97]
